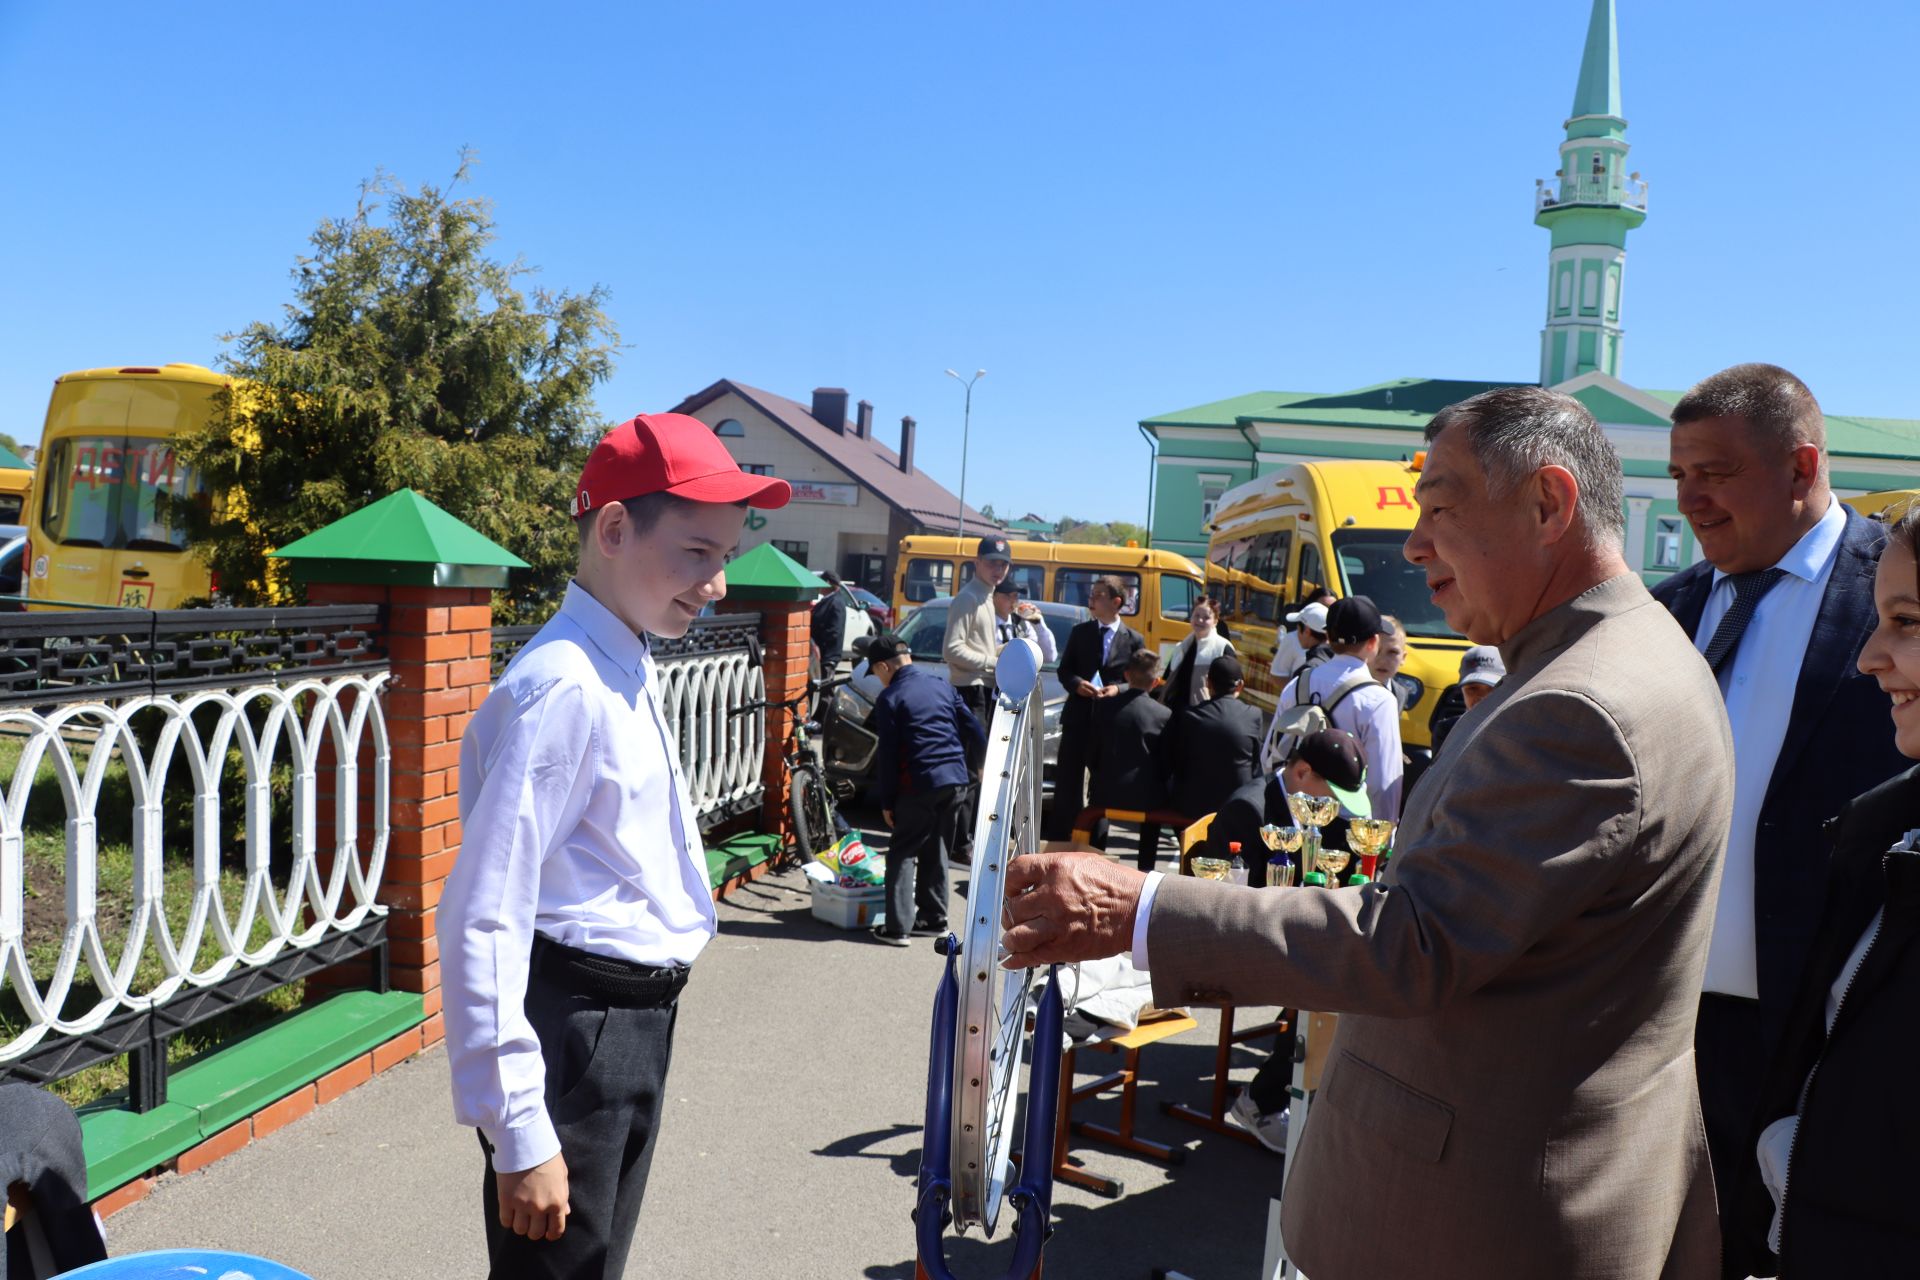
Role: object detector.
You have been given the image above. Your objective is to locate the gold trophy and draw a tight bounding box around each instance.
[1285,792,1342,884]
[1190,856,1232,881]
[1259,824,1304,887]
[1347,817,1395,881]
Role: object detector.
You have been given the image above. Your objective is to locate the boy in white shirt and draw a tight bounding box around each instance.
[439,413,789,1278]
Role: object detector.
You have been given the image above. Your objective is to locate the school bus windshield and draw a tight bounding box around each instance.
[41,435,200,551]
[1332,529,1459,640]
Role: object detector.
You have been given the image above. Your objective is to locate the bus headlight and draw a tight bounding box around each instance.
[1392,673,1424,710]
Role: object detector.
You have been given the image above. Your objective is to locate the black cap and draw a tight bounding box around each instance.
[1325,595,1384,644]
[992,578,1020,595]
[1290,728,1364,790]
[864,632,911,664]
[976,536,1012,564]
[1206,653,1244,688]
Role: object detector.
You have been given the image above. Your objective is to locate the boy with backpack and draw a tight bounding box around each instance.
[1260,595,1403,822]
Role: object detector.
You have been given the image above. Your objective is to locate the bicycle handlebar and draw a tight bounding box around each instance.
[727,671,854,717]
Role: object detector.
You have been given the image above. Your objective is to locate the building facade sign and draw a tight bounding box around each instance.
[787,480,860,506]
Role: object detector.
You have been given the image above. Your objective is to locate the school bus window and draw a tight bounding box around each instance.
[1053,568,1140,615]
[0,494,21,524]
[1248,532,1288,624]
[1334,530,1453,639]
[1159,573,1197,621]
[1297,543,1325,603]
[1005,564,1045,601]
[905,557,955,603]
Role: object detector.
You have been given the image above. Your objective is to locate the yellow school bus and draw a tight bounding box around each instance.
[25,364,221,610]
[1843,489,1920,522]
[0,446,32,525]
[1205,458,1467,754]
[892,536,1205,653]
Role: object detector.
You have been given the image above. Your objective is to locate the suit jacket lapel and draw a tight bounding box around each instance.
[1669,566,1713,639]
[1768,512,1882,791]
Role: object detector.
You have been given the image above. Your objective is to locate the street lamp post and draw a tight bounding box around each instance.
[945,368,986,536]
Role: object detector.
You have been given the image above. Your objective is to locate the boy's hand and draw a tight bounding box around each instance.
[498,1151,570,1241]
[883,809,895,829]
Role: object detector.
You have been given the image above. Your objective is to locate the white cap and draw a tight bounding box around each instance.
[1286,601,1330,632]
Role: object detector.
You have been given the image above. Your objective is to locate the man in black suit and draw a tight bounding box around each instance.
[1048,575,1145,839]
[1090,649,1174,870]
[1161,654,1264,826]
[1652,362,1908,1279]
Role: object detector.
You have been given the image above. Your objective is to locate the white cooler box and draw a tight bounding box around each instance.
[809,879,886,931]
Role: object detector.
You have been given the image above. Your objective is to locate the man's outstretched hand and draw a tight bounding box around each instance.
[1000,851,1148,968]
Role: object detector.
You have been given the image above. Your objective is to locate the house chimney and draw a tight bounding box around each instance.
[811,387,851,433]
[855,399,873,438]
[898,415,916,473]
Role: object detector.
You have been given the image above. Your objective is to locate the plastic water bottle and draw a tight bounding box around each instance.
[1227,842,1249,886]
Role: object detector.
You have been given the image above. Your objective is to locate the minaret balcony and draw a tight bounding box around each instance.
[1535,172,1648,213]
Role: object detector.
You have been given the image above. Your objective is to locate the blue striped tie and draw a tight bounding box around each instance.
[1702,568,1787,676]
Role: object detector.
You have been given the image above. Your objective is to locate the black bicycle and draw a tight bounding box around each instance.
[731,673,852,869]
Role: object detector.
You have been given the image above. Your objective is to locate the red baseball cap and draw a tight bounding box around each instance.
[571,413,792,517]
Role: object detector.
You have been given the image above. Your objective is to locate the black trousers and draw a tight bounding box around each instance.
[1696,992,1770,1280]
[1132,824,1164,872]
[955,684,993,861]
[480,936,687,1280]
[1047,721,1092,841]
[884,784,958,936]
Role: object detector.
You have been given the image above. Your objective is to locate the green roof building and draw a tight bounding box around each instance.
[1141,0,1920,582]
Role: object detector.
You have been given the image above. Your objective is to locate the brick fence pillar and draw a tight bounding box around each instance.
[272,487,527,1019]
[711,543,828,845]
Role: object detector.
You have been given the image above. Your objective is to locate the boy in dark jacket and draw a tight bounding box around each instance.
[1091,649,1173,869]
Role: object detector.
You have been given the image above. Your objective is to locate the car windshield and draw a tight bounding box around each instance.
[1332,530,1461,641]
[896,603,1073,671]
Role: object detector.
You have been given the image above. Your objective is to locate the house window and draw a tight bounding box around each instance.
[1199,474,1230,527]
[1653,517,1683,570]
[740,463,774,476]
[715,418,746,438]
[771,539,810,565]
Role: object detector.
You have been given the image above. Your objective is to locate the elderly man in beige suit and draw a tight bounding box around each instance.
[1003,387,1732,1280]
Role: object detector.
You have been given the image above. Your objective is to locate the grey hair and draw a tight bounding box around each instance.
[1424,387,1626,550]
[1671,363,1828,482]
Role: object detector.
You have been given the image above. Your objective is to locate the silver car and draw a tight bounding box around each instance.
[838,598,1088,788]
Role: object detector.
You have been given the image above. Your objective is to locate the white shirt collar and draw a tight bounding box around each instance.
[1708,495,1845,590]
[562,579,651,679]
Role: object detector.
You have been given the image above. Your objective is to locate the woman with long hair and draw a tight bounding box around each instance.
[1740,504,1920,1276]
[1158,595,1233,707]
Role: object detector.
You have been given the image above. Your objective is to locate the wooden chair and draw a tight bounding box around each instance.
[1069,805,1191,869]
[1048,1010,1201,1198]
[1161,812,1292,1150]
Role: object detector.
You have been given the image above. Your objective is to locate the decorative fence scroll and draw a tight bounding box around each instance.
[0,607,390,1109]
[492,611,766,830]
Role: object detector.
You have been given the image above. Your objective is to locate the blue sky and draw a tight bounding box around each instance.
[3,1,1915,524]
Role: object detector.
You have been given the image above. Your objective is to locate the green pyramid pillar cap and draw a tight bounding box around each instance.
[722,543,827,602]
[271,488,530,589]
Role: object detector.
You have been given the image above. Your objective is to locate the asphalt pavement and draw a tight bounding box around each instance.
[101,818,1289,1279]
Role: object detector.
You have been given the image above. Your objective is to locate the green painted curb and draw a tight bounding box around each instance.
[79,988,425,1197]
[706,832,782,888]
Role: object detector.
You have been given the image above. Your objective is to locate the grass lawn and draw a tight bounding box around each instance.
[1,719,315,1107]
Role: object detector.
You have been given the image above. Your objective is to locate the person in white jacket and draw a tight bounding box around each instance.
[1159,596,1234,707]
[991,578,1057,666]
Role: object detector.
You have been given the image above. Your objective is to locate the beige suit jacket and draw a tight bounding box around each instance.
[1147,574,1731,1280]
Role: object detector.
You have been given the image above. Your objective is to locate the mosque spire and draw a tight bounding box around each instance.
[1534,0,1647,386]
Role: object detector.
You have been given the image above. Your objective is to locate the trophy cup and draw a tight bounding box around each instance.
[1286,792,1342,886]
[1191,855,1232,881]
[1259,824,1304,887]
[1347,817,1395,882]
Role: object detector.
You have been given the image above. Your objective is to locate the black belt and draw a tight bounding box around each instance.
[531,933,691,1008]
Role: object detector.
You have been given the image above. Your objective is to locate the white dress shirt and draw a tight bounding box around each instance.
[997,612,1057,665]
[1270,631,1305,681]
[1694,497,1845,999]
[439,581,716,1172]
[1271,655,1403,822]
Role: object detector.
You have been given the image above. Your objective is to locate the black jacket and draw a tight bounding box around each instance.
[1162,694,1263,822]
[1733,765,1920,1277]
[1652,506,1907,1047]
[1058,619,1145,732]
[1090,687,1171,811]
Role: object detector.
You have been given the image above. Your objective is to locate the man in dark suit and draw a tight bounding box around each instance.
[1652,362,1908,1279]
[1090,649,1174,869]
[1161,654,1264,825]
[1047,575,1145,839]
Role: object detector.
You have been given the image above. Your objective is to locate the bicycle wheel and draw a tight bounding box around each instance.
[788,766,838,864]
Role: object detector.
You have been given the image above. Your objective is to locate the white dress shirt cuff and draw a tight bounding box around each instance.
[486,1110,562,1175]
[1130,871,1165,971]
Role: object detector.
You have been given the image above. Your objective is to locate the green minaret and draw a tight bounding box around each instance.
[1535,0,1647,385]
